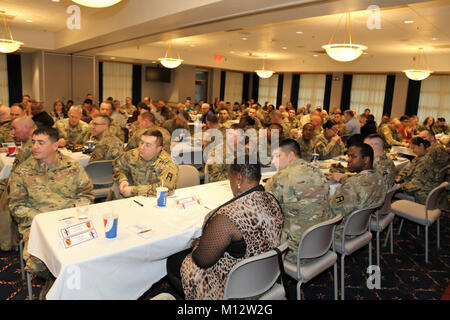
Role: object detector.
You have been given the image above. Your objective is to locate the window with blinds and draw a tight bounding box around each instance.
[102,62,132,104]
[258,74,279,106]
[297,74,326,109]
[224,71,243,104]
[417,75,450,123]
[350,74,387,123]
[0,54,9,107]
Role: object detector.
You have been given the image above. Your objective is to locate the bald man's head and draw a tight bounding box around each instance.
[12,117,36,142]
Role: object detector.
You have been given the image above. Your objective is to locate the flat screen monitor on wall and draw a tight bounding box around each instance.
[145,66,171,83]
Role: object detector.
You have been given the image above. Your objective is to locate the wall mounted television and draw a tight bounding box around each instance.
[145,66,171,83]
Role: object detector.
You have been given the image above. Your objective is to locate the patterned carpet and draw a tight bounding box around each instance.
[1,209,448,300]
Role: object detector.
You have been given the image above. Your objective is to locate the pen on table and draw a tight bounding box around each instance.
[138,229,152,234]
[134,200,144,207]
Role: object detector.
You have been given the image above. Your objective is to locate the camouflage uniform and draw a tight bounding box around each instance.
[330,169,386,237]
[283,117,302,133]
[12,137,33,170]
[379,125,403,147]
[374,152,396,191]
[427,142,450,177]
[9,151,94,277]
[128,121,140,139]
[112,148,178,197]
[125,126,171,154]
[297,137,315,162]
[122,103,137,116]
[218,119,233,129]
[256,109,269,127]
[89,132,124,163]
[162,118,188,135]
[90,119,125,142]
[397,154,438,205]
[0,120,14,144]
[432,123,449,135]
[54,118,90,145]
[336,122,348,137]
[314,133,345,160]
[265,158,333,264]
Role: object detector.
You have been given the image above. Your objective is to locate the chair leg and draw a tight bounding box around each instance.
[341,254,346,300]
[376,231,380,267]
[417,225,420,236]
[333,262,338,300]
[296,281,303,300]
[383,226,390,247]
[369,240,372,267]
[397,219,404,235]
[19,241,25,280]
[26,272,33,300]
[425,226,428,263]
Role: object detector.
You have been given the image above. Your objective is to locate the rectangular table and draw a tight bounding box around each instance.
[28,181,234,300]
[0,149,90,179]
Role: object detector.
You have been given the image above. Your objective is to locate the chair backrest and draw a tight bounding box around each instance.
[438,164,450,183]
[224,242,288,300]
[84,160,113,185]
[343,203,382,237]
[425,181,448,212]
[176,165,200,189]
[298,214,343,260]
[376,184,401,216]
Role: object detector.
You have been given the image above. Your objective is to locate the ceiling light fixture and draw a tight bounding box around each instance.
[158,41,183,69]
[403,48,433,81]
[322,12,367,62]
[71,0,122,8]
[296,31,303,34]
[255,56,274,79]
[404,20,414,24]
[0,11,24,53]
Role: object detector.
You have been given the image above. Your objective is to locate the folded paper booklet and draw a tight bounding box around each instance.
[174,196,202,210]
[60,220,97,248]
[127,225,154,239]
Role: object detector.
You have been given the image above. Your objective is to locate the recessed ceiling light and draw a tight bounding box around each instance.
[404,20,414,24]
[241,37,248,40]
[363,52,368,55]
[26,19,32,23]
[313,54,318,57]
[296,31,303,34]
[282,47,287,50]
[52,0,60,2]
[152,61,157,64]
[110,57,116,60]
[431,37,438,41]
[230,51,235,54]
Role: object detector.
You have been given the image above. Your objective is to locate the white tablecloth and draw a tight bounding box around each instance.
[0,149,90,179]
[28,181,234,300]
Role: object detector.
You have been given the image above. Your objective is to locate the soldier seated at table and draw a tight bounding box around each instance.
[265,139,333,264]
[162,111,190,135]
[88,114,124,163]
[329,143,386,238]
[314,120,345,160]
[54,105,90,148]
[296,123,316,162]
[111,130,178,198]
[9,127,94,298]
[364,134,396,191]
[394,137,438,205]
[125,112,171,154]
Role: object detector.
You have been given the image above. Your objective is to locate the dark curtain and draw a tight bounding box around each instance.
[405,79,422,116]
[290,74,300,109]
[251,74,259,103]
[276,74,284,108]
[323,74,332,112]
[6,54,23,106]
[340,74,353,111]
[132,65,142,106]
[219,71,226,101]
[382,75,396,117]
[98,62,103,104]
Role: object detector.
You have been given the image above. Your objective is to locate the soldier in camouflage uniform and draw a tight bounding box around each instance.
[125,112,171,154]
[364,134,396,191]
[0,104,14,144]
[395,137,438,205]
[269,110,291,139]
[333,113,348,137]
[218,108,234,129]
[11,117,36,171]
[418,129,450,176]
[9,127,94,281]
[432,118,449,135]
[296,123,316,162]
[283,109,302,138]
[112,130,178,198]
[378,118,407,148]
[121,97,137,116]
[265,139,333,264]
[54,105,90,147]
[330,143,386,238]
[315,120,345,160]
[162,111,190,134]
[88,114,124,163]
[94,102,125,142]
